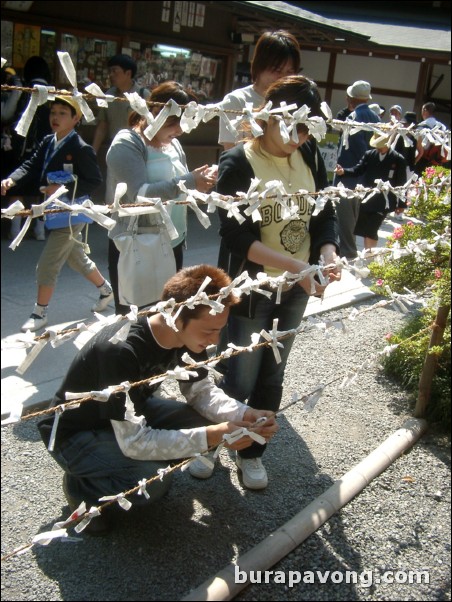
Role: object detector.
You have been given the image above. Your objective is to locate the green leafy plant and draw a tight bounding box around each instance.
[368,166,451,424]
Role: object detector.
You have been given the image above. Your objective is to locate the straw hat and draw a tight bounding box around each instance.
[369,133,390,149]
[53,94,82,119]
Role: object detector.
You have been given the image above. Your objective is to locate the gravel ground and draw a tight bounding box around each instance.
[1,298,450,601]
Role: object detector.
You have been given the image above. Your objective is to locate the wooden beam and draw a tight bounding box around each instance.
[324,51,337,106]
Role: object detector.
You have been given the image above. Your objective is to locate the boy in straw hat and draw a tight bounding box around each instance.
[1,95,113,332]
[334,133,408,250]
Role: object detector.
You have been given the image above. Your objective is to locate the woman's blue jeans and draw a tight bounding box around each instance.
[220,285,309,459]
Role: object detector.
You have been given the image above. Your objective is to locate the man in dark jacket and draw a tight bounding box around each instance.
[335,133,408,249]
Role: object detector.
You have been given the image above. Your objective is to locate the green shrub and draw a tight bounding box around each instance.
[368,166,451,424]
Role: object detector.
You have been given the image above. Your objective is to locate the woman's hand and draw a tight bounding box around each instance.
[192,164,216,193]
[293,245,341,297]
[334,164,344,176]
[242,409,279,443]
[320,244,342,283]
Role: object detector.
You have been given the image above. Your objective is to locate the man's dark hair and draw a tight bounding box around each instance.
[422,102,436,115]
[23,55,51,84]
[108,54,137,78]
[403,111,417,126]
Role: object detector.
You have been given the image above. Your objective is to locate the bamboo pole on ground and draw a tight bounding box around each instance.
[182,418,428,602]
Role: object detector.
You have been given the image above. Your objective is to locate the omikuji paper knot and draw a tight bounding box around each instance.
[57,51,77,87]
[218,108,238,139]
[259,319,284,364]
[167,366,199,381]
[157,465,172,481]
[15,83,54,137]
[1,199,25,217]
[85,82,114,108]
[32,528,68,546]
[48,405,64,451]
[51,502,87,532]
[340,369,360,388]
[144,98,181,140]
[98,492,132,511]
[74,506,102,533]
[109,308,138,344]
[380,344,399,357]
[303,385,325,412]
[124,391,137,423]
[223,427,266,446]
[124,91,152,122]
[137,478,151,499]
[73,89,95,122]
[112,181,128,209]
[180,100,202,133]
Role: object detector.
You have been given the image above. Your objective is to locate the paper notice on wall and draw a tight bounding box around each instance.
[173,1,182,32]
[195,3,205,27]
[188,2,196,28]
[161,1,171,23]
[181,2,189,26]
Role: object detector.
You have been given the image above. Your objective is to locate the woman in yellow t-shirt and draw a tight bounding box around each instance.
[213,75,341,490]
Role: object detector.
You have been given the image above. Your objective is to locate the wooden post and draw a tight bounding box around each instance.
[414,302,450,418]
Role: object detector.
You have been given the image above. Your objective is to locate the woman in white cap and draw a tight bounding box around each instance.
[1,95,113,332]
[389,105,403,122]
[369,103,385,118]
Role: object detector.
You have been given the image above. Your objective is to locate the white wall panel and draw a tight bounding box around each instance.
[300,50,330,81]
[335,54,419,91]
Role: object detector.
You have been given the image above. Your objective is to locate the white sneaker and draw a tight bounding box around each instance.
[188,454,216,479]
[91,291,114,312]
[236,455,268,489]
[21,313,48,333]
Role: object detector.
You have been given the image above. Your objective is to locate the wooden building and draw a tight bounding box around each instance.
[1,0,450,168]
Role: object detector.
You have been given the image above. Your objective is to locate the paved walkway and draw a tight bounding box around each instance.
[0,211,404,419]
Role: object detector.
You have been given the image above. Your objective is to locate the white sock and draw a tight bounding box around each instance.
[97,280,112,296]
[33,303,48,318]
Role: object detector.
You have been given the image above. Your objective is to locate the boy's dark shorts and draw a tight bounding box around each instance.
[354,211,385,241]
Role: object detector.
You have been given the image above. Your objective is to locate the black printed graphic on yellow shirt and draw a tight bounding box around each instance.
[261,194,312,255]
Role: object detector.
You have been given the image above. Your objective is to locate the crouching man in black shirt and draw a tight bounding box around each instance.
[38,264,277,534]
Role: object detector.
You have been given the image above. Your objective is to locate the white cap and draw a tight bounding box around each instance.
[346,80,372,100]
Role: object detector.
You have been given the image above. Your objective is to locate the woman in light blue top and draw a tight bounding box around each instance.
[107,82,217,314]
